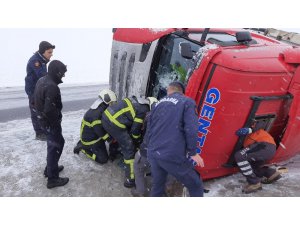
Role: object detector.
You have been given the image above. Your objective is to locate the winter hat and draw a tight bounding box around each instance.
[169,81,185,94]
[48,60,67,79]
[38,41,55,54]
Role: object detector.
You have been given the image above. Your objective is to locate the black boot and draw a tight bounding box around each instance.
[73,141,82,154]
[44,165,64,178]
[124,178,136,188]
[47,177,69,189]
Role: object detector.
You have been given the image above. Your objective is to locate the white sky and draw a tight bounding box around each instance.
[0,29,112,87]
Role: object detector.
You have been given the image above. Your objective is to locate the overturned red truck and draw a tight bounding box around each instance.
[109,28,300,180]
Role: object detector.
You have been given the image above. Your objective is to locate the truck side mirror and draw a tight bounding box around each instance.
[179,42,193,59]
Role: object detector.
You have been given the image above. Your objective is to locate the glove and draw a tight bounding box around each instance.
[235,128,252,136]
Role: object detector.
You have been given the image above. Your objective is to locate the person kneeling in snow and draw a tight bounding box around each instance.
[235,122,282,194]
[73,89,120,164]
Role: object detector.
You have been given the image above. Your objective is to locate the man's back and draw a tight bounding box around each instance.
[147,92,198,163]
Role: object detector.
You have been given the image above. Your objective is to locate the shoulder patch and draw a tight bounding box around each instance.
[34,62,40,67]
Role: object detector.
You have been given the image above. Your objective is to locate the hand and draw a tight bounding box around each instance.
[190,154,205,167]
[235,128,252,136]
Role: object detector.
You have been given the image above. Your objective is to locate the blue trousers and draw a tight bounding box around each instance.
[46,123,65,179]
[149,156,204,197]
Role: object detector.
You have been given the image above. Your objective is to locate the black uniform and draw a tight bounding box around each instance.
[34,60,68,187]
[102,96,150,186]
[74,102,119,164]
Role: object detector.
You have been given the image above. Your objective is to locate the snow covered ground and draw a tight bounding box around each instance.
[0,108,299,197]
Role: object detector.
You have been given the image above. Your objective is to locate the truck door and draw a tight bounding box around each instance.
[146,34,201,99]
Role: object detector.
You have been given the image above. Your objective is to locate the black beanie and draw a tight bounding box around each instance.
[48,60,67,78]
[169,81,185,94]
[38,41,55,54]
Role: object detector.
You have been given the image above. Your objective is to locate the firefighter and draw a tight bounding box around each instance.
[235,123,282,194]
[73,89,120,164]
[34,60,69,189]
[146,81,205,197]
[25,41,55,141]
[102,96,157,188]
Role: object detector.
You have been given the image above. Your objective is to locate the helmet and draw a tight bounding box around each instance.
[99,89,117,104]
[90,89,117,109]
[147,97,158,110]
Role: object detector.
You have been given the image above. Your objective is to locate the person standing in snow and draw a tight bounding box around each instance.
[25,41,55,141]
[73,89,120,164]
[234,122,282,194]
[146,81,205,197]
[34,60,69,189]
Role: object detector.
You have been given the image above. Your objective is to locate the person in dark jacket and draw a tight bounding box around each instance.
[146,81,205,197]
[102,96,157,188]
[234,122,282,194]
[73,89,120,164]
[25,41,55,141]
[34,60,69,189]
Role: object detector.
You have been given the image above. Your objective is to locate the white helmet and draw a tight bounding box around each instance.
[147,97,158,110]
[99,89,117,104]
[90,89,117,109]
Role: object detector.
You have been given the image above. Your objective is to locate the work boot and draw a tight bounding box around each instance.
[242,182,262,194]
[261,171,282,184]
[73,141,82,154]
[47,177,69,189]
[44,165,64,178]
[36,133,47,141]
[131,188,146,197]
[124,178,135,188]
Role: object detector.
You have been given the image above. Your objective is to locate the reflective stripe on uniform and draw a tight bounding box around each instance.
[240,165,251,171]
[243,170,253,176]
[134,117,143,123]
[104,110,126,128]
[124,159,135,179]
[82,149,96,161]
[80,119,108,145]
[237,161,248,166]
[132,134,141,139]
[104,98,136,129]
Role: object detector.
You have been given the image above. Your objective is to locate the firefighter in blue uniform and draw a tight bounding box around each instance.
[102,96,157,188]
[146,81,205,197]
[73,89,120,164]
[34,60,69,189]
[25,41,55,141]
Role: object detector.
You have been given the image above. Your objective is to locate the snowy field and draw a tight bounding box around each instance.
[0,109,299,197]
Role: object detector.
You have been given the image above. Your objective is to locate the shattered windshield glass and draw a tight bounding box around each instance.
[152,34,201,99]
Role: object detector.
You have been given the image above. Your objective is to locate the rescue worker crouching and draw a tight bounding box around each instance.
[73,89,119,164]
[102,96,157,188]
[234,122,282,194]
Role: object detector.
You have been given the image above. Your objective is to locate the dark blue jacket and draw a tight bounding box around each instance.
[146,92,198,163]
[25,52,48,96]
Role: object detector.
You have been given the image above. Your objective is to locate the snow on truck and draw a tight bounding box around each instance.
[108,28,300,180]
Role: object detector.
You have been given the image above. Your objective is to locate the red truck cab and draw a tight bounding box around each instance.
[110,28,300,179]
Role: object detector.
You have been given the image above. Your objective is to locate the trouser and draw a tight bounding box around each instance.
[46,123,65,179]
[134,151,151,194]
[102,119,136,180]
[75,140,119,164]
[149,155,204,197]
[234,142,276,184]
[28,96,43,135]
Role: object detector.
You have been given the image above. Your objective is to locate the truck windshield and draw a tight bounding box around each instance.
[151,34,201,99]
